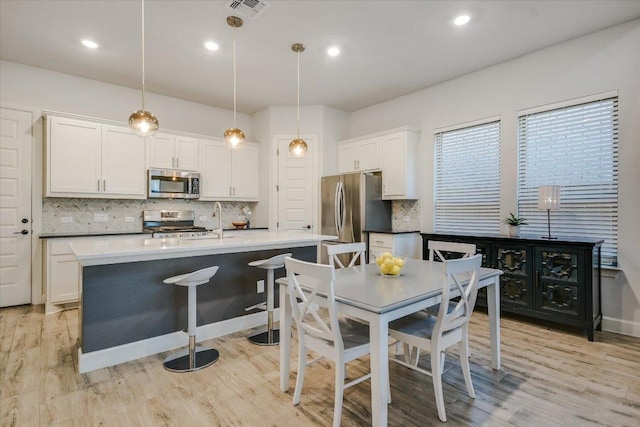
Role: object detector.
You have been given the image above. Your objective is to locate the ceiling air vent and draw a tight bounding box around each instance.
[225,0,270,20]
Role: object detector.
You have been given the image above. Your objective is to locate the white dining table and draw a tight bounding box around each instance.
[277,258,503,427]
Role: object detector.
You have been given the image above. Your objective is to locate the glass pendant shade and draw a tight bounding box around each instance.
[224,127,245,148]
[289,138,308,157]
[129,109,159,136]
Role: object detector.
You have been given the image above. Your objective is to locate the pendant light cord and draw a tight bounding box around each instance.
[141,0,146,111]
[233,25,237,128]
[296,50,300,138]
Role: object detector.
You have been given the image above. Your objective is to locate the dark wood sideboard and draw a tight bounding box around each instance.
[421,233,603,341]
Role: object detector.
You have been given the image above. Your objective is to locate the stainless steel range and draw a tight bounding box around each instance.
[143,210,215,238]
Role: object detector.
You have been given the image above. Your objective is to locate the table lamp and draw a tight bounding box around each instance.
[538,186,561,239]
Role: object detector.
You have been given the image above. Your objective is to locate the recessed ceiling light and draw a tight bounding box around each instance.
[454,15,471,26]
[204,41,219,51]
[81,39,99,49]
[327,46,340,57]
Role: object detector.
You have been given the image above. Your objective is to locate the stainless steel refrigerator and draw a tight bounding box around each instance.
[320,172,391,263]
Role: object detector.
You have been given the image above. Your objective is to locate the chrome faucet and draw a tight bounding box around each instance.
[212,202,223,239]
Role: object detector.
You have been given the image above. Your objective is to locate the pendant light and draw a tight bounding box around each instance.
[224,16,245,148]
[289,43,308,158]
[128,0,159,137]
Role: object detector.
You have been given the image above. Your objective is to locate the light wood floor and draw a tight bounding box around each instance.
[1,305,640,427]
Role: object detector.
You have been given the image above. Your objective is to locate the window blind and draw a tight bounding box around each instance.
[517,97,618,265]
[434,121,501,234]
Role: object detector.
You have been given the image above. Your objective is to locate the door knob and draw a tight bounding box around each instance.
[13,230,28,235]
[22,218,29,224]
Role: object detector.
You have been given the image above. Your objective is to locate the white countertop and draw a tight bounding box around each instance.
[70,231,337,266]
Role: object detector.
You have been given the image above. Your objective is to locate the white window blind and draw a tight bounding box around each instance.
[434,121,501,234]
[517,97,618,265]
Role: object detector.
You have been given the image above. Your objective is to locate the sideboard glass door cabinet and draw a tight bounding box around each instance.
[421,233,603,341]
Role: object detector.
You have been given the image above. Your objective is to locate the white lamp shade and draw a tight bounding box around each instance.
[537,186,561,210]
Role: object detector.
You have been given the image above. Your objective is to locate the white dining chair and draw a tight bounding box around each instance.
[388,254,482,422]
[428,240,477,262]
[284,256,381,427]
[400,240,477,364]
[326,242,367,268]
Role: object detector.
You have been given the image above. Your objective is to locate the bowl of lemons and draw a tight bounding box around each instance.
[374,252,406,277]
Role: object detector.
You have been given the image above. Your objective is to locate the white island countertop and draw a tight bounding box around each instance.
[70,231,337,266]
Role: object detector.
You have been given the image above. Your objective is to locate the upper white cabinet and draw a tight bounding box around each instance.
[148,133,199,171]
[381,129,419,199]
[46,115,146,199]
[200,139,259,201]
[337,137,381,173]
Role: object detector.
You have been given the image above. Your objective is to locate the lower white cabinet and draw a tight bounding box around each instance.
[45,238,80,314]
[368,232,421,263]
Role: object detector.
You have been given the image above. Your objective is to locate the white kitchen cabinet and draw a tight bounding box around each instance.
[337,137,381,173]
[368,232,421,263]
[46,115,146,199]
[381,129,419,199]
[199,139,259,201]
[45,239,80,314]
[148,133,199,171]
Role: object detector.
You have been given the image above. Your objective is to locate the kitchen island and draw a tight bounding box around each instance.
[70,231,335,373]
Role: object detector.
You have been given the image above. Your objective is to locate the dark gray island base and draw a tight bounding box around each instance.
[79,246,316,361]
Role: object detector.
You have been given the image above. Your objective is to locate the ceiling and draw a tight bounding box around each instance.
[2,1,639,114]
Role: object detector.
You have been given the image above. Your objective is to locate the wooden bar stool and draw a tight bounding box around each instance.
[163,266,220,372]
[247,253,291,345]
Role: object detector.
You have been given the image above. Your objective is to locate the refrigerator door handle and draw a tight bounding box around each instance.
[334,181,341,235]
[339,181,346,235]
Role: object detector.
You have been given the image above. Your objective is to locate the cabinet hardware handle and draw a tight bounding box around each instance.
[535,270,540,288]
[375,240,384,244]
[97,179,100,191]
[176,158,179,168]
[354,160,357,170]
[229,186,232,196]
[357,160,360,169]
[103,179,106,192]
[233,186,236,196]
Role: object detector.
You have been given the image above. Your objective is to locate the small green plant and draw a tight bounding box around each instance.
[504,212,528,226]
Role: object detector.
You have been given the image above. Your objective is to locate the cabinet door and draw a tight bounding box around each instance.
[175,136,199,171]
[200,140,232,199]
[338,142,357,173]
[148,133,175,169]
[496,244,532,310]
[231,144,259,200]
[381,133,406,197]
[48,116,101,195]
[49,254,79,303]
[357,138,381,171]
[101,125,146,197]
[535,248,583,319]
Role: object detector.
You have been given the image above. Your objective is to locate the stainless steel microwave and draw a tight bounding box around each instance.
[148,169,200,199]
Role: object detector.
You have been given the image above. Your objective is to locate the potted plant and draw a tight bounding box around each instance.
[504,213,527,237]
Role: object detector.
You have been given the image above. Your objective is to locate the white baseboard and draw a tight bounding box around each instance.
[602,316,640,338]
[78,309,276,373]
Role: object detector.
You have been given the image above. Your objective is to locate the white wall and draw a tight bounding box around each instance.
[0,60,252,139]
[348,19,640,336]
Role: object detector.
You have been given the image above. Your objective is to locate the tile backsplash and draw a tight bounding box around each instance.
[391,200,420,232]
[42,198,258,234]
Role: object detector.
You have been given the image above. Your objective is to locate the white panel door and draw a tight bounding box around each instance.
[48,116,101,194]
[337,141,357,173]
[357,137,381,171]
[101,125,146,197]
[381,132,406,197]
[0,108,32,307]
[231,144,259,200]
[277,137,313,233]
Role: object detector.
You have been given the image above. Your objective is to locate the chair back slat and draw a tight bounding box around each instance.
[285,257,343,350]
[435,254,482,335]
[428,240,476,263]
[326,242,366,268]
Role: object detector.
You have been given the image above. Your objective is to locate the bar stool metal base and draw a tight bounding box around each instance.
[163,346,219,372]
[248,329,280,346]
